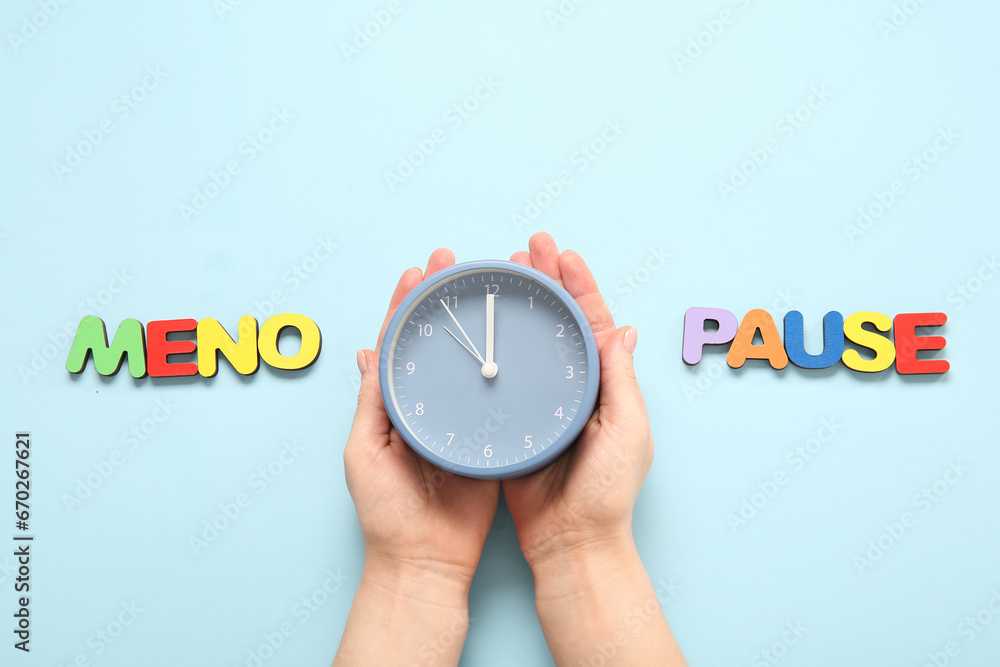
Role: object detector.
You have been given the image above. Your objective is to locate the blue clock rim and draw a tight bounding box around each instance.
[377,259,600,480]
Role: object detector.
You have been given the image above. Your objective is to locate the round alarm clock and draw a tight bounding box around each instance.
[378,260,600,479]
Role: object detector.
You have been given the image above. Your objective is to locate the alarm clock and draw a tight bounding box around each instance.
[378,260,600,479]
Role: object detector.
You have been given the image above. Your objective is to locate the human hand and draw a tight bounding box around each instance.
[501,233,686,666]
[335,249,500,667]
[502,233,652,571]
[345,247,500,588]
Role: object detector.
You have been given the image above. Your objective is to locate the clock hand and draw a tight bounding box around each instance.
[443,325,485,365]
[440,300,485,364]
[482,293,498,378]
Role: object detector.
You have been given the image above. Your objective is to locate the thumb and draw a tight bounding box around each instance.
[347,349,391,456]
[597,326,646,424]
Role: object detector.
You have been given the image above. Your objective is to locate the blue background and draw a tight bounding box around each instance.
[2,1,998,665]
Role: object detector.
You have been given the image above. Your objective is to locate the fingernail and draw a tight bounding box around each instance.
[623,326,637,353]
[356,349,368,375]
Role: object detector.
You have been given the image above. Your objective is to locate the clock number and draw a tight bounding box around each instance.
[418,324,433,337]
[406,362,415,374]
[446,432,455,446]
[486,284,500,295]
[484,444,493,457]
[415,403,424,415]
[528,296,533,309]
[442,296,458,309]
[555,324,565,337]
[565,366,574,379]
[524,435,533,449]
[554,407,564,419]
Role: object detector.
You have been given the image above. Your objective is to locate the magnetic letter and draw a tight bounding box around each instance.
[66,316,147,378]
[147,319,198,377]
[258,314,322,371]
[197,317,260,376]
[727,309,788,369]
[893,312,949,374]
[842,311,896,372]
[784,311,844,369]
[682,307,738,364]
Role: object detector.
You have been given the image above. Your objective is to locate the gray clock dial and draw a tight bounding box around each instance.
[378,261,600,479]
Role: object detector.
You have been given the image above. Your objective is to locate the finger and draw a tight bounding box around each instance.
[559,249,617,347]
[425,247,455,277]
[509,250,532,267]
[345,349,391,460]
[597,326,647,429]
[375,266,424,356]
[528,232,563,284]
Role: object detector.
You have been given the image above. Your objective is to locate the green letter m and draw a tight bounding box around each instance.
[66,316,147,378]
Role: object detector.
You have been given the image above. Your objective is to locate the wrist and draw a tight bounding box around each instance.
[524,534,687,667]
[361,552,473,611]
[335,556,472,667]
[527,530,642,603]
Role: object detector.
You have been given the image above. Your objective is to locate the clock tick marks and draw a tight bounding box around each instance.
[381,262,598,478]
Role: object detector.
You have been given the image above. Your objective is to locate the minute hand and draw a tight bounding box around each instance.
[440,300,485,364]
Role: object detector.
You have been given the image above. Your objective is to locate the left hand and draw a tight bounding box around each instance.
[344,248,501,594]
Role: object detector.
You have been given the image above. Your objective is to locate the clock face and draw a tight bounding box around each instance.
[378,260,600,479]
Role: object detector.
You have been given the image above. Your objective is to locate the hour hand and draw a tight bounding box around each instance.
[482,293,498,378]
